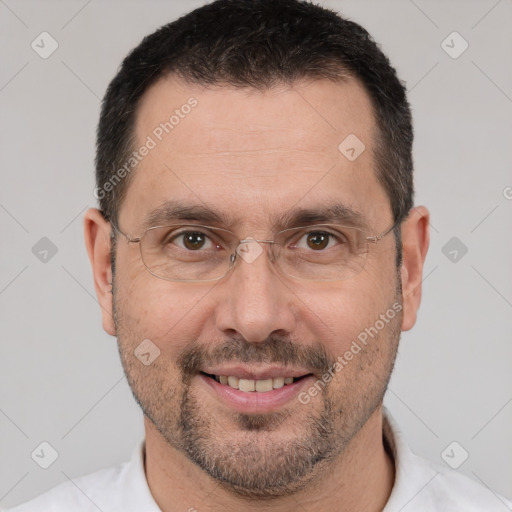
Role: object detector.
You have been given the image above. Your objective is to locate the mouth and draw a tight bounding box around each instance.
[200,372,312,392]
[198,364,317,413]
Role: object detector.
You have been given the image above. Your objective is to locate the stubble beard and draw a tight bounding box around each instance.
[112,275,403,499]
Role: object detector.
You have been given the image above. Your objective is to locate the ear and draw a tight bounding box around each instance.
[84,208,116,336]
[399,205,430,331]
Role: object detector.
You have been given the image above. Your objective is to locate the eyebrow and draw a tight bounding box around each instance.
[141,199,371,232]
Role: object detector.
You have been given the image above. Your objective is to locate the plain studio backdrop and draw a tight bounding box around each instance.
[1,0,511,508]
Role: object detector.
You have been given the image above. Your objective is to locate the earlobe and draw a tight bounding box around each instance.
[84,208,116,336]
[399,206,430,332]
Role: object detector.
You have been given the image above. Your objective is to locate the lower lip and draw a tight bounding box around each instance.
[199,373,315,414]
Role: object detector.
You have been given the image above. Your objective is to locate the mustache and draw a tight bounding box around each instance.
[178,336,334,377]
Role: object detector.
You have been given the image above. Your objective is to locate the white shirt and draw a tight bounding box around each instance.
[5,414,511,512]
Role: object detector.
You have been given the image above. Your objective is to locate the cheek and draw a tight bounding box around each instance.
[115,261,216,354]
[292,265,398,359]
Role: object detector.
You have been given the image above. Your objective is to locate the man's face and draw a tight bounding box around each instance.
[112,76,403,497]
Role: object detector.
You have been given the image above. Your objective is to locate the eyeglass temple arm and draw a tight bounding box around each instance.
[365,217,402,244]
[109,221,141,244]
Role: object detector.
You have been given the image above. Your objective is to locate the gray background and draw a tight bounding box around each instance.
[1,0,511,508]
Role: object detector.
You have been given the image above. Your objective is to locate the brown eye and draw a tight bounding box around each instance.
[305,232,331,250]
[182,232,206,250]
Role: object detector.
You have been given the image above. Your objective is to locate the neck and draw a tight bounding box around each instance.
[144,407,395,512]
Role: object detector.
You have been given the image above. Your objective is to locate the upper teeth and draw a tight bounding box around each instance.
[217,375,294,392]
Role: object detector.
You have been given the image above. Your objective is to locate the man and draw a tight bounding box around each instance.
[7,0,511,510]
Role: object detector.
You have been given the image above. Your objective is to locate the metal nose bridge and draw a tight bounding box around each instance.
[230,238,279,266]
[239,238,276,244]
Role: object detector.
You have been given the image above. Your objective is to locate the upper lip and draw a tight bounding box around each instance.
[200,365,312,380]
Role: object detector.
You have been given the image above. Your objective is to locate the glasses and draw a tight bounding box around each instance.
[111,219,400,282]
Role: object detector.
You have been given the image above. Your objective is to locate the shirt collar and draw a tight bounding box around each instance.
[382,410,439,511]
[122,438,162,511]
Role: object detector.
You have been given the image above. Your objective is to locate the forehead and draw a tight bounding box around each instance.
[121,75,390,233]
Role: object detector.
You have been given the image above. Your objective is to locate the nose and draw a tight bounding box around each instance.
[214,240,297,343]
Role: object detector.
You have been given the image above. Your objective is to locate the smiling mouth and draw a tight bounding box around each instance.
[200,372,312,392]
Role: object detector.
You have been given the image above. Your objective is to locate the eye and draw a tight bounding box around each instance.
[171,230,219,251]
[295,230,343,251]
